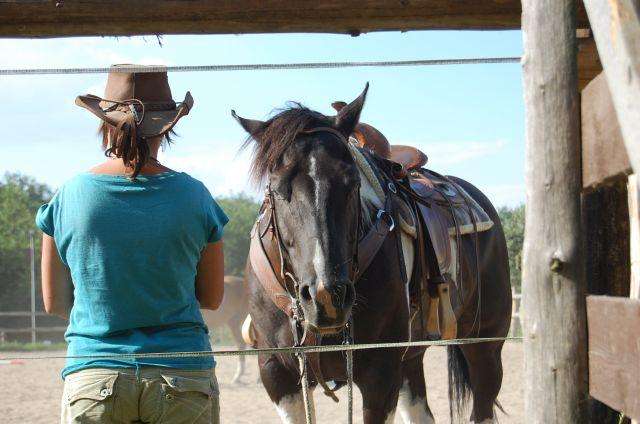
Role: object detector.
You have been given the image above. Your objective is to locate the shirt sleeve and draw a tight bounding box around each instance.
[202,186,229,243]
[35,190,61,237]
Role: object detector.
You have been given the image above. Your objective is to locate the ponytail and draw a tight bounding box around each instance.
[102,116,150,180]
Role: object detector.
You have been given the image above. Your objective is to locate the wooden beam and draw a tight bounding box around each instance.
[582,72,631,189]
[583,0,640,174]
[587,296,640,421]
[521,1,588,422]
[0,0,591,38]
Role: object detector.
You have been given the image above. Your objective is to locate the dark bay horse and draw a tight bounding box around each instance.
[233,86,511,423]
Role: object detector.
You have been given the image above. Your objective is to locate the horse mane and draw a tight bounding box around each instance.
[241,103,331,184]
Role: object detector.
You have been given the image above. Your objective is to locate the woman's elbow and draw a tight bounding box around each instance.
[199,283,224,310]
[43,300,55,315]
[200,295,223,311]
[43,298,69,320]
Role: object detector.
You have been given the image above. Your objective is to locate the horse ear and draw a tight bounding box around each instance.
[231,110,266,141]
[332,83,369,137]
[331,101,347,112]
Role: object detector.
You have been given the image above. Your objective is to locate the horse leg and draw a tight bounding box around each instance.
[357,353,403,424]
[398,351,435,423]
[260,354,316,424]
[458,342,504,423]
[228,317,246,384]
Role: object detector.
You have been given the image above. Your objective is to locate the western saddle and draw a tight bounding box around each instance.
[333,101,493,341]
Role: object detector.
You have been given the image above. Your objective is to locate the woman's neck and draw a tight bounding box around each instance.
[90,136,172,176]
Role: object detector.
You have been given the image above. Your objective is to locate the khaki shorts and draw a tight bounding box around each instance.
[60,367,219,423]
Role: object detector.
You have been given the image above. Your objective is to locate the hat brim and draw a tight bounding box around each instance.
[75,92,193,138]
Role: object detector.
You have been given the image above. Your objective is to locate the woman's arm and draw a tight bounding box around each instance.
[41,233,73,319]
[196,241,225,310]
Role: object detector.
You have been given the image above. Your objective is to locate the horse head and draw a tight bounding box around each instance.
[233,84,369,334]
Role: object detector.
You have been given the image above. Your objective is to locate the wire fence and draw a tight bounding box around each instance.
[0,336,521,362]
[0,56,521,76]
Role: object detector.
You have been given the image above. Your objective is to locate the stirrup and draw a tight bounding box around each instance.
[426,296,441,339]
[437,282,457,340]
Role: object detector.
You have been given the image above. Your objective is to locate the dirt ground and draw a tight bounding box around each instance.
[0,342,522,423]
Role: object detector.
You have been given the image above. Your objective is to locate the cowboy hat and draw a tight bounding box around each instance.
[75,64,193,138]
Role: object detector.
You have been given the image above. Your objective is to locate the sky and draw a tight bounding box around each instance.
[0,30,525,207]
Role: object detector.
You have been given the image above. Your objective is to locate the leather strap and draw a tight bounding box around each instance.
[249,220,295,318]
[354,194,395,280]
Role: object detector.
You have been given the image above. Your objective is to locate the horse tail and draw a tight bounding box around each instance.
[447,345,471,421]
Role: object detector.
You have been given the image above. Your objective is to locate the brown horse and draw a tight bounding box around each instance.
[201,275,249,384]
[233,86,511,423]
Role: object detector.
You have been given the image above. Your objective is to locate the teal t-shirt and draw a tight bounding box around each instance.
[35,171,228,378]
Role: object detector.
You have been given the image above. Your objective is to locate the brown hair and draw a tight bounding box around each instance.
[100,122,174,180]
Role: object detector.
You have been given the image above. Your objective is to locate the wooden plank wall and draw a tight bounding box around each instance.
[577,32,602,90]
[587,296,640,421]
[582,73,632,189]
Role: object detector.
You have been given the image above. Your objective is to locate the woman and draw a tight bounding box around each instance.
[36,65,227,423]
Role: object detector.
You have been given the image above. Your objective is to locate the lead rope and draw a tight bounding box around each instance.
[292,297,314,424]
[344,320,354,424]
[298,352,314,424]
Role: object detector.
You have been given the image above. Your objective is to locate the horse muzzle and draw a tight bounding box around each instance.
[298,279,354,331]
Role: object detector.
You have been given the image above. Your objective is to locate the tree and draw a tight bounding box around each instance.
[216,193,262,277]
[498,204,525,292]
[0,173,53,311]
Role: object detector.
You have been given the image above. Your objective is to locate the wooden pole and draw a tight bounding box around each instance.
[29,230,36,344]
[629,174,640,299]
[629,173,639,424]
[521,1,588,422]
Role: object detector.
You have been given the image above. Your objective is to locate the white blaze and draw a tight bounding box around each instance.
[309,156,329,283]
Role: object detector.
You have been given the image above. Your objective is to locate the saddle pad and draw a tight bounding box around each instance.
[348,141,417,239]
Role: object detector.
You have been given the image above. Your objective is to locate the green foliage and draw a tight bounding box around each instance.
[0,342,67,352]
[0,173,52,250]
[0,173,52,311]
[498,204,525,292]
[216,193,261,277]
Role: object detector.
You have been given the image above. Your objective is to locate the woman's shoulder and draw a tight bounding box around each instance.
[48,173,91,195]
[179,173,211,195]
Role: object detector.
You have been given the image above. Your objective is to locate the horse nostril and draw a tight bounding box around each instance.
[300,285,312,302]
[332,285,346,307]
[331,282,354,308]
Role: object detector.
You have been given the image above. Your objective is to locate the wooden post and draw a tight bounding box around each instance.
[629,174,640,424]
[29,230,36,344]
[521,1,588,422]
[629,175,640,299]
